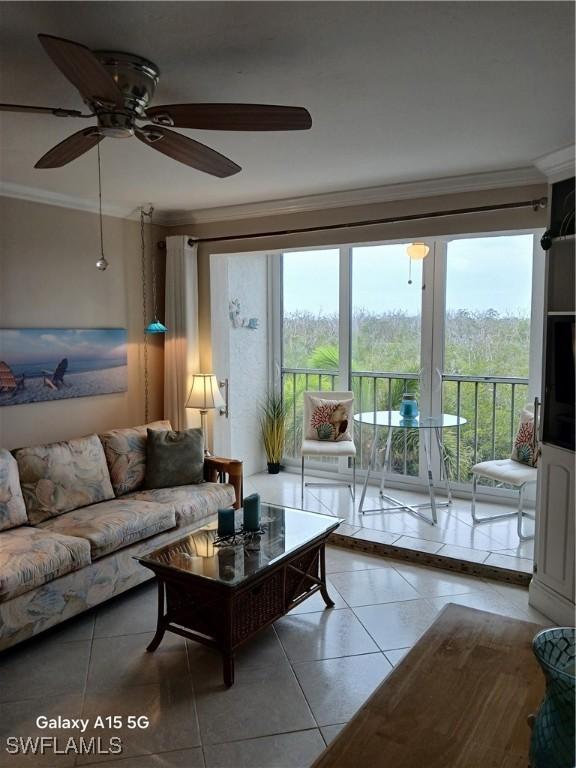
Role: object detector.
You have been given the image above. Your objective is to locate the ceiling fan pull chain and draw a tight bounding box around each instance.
[95,144,109,271]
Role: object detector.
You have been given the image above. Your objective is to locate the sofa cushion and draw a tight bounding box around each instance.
[144,428,204,489]
[39,498,176,559]
[99,421,172,496]
[127,482,236,528]
[13,435,115,525]
[0,526,91,603]
[0,449,28,531]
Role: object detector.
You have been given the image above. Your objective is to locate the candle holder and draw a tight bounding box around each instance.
[214,523,268,549]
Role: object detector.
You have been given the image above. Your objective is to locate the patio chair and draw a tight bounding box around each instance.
[43,358,68,390]
[301,390,356,506]
[0,361,25,395]
[470,400,539,541]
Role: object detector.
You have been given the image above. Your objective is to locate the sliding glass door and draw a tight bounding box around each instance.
[351,243,426,477]
[278,230,540,491]
[440,234,534,484]
[282,249,341,461]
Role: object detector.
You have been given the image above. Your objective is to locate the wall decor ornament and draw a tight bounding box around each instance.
[229,298,259,330]
[0,329,127,406]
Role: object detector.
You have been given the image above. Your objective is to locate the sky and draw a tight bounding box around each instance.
[282,234,534,317]
[0,329,127,365]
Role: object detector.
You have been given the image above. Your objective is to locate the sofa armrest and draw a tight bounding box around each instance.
[203,457,243,509]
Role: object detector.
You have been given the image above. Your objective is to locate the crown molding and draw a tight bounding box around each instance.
[1,165,548,227]
[156,166,547,227]
[0,181,140,219]
[534,145,575,183]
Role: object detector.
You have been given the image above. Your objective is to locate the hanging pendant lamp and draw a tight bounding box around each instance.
[141,206,168,334]
[145,319,168,334]
[406,241,430,285]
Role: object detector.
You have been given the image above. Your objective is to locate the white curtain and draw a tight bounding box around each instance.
[163,236,200,430]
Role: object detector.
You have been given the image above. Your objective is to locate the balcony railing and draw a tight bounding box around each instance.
[281,368,529,484]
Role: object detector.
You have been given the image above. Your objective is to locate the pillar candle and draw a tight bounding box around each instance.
[217,507,235,537]
[243,493,261,532]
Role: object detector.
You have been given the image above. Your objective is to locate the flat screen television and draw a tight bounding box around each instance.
[543,315,575,451]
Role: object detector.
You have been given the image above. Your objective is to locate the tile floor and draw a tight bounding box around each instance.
[245,471,535,574]
[0,546,551,768]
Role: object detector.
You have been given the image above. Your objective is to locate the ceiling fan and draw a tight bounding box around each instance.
[0,34,313,177]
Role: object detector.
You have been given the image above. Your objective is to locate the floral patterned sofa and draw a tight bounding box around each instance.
[0,421,242,651]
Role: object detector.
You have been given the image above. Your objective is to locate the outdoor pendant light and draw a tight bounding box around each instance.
[406,241,430,285]
[406,242,430,260]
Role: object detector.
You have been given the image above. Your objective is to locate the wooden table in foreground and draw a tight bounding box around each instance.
[313,604,545,768]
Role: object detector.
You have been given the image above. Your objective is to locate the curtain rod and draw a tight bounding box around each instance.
[157,196,547,248]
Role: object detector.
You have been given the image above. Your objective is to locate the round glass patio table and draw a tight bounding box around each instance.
[353,410,467,524]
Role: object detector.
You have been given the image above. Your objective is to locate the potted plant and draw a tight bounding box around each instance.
[260,392,286,474]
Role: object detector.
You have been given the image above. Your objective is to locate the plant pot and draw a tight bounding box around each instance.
[267,462,281,474]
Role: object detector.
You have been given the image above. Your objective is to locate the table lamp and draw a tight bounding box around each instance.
[185,374,225,455]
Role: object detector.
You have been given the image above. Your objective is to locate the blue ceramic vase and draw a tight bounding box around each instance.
[530,627,575,768]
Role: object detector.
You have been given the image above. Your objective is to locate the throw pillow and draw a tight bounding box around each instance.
[510,406,539,467]
[99,420,172,496]
[0,449,28,531]
[14,435,115,524]
[145,428,204,489]
[306,396,353,442]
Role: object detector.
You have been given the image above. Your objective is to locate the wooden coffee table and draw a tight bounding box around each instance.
[137,503,342,686]
[313,604,545,768]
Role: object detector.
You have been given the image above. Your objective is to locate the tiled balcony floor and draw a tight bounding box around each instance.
[245,471,535,575]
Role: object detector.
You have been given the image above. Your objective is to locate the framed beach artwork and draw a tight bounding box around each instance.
[0,329,128,407]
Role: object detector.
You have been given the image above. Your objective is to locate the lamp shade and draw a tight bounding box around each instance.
[186,374,225,410]
[406,242,430,260]
[145,319,168,334]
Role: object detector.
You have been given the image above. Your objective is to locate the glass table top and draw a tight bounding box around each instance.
[354,410,467,429]
[137,504,342,587]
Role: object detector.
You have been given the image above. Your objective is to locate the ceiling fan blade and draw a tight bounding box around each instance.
[146,103,312,131]
[38,34,124,108]
[0,102,84,117]
[136,125,241,177]
[35,127,102,168]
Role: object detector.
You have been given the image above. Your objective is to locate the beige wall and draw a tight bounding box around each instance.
[0,197,164,450]
[163,183,548,369]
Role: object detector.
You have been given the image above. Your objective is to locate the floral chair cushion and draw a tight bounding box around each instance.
[127,482,236,528]
[13,435,115,525]
[305,395,354,442]
[0,449,28,531]
[0,526,91,603]
[99,421,172,496]
[510,406,540,467]
[40,498,176,559]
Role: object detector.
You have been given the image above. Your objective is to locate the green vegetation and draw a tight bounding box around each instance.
[282,309,530,481]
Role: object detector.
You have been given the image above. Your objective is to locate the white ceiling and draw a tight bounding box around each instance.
[0,1,573,215]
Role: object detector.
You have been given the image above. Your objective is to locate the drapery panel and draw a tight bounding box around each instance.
[163,236,200,430]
